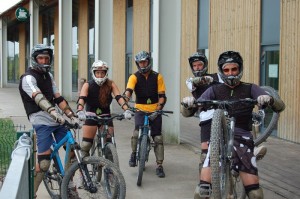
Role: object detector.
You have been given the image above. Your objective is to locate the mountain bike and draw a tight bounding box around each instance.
[85,113,124,192]
[195,97,279,199]
[130,108,173,186]
[42,120,126,199]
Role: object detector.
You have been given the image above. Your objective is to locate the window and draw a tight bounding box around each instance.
[260,0,280,135]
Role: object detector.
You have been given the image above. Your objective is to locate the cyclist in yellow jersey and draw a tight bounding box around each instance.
[124,51,167,178]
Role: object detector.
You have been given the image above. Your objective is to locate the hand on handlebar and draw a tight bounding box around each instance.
[149,112,159,121]
[182,96,195,108]
[123,109,134,120]
[76,110,86,121]
[257,95,273,106]
[192,76,214,86]
[49,110,65,124]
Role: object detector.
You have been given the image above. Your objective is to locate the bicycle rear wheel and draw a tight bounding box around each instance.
[137,134,148,186]
[91,138,103,182]
[61,156,126,199]
[254,86,280,146]
[210,109,231,199]
[43,159,62,198]
[105,142,119,167]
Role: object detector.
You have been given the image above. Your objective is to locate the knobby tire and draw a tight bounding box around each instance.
[43,159,62,198]
[210,109,231,199]
[105,143,120,167]
[254,86,280,146]
[61,156,126,199]
[137,133,148,186]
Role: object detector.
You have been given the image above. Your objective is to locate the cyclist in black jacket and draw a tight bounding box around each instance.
[19,44,78,198]
[194,51,285,199]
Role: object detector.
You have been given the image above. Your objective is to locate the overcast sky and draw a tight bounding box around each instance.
[0,0,22,14]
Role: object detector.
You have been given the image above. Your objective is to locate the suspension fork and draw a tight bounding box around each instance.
[74,147,98,193]
[227,115,236,158]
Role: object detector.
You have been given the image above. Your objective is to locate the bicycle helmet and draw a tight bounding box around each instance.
[188,52,208,77]
[31,44,53,73]
[91,60,109,86]
[217,51,243,87]
[135,51,152,74]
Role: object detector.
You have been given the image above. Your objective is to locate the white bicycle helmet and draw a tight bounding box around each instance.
[91,60,109,86]
[31,44,53,73]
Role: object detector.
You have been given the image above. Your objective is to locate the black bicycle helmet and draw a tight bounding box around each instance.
[135,51,152,74]
[31,44,53,73]
[188,52,208,77]
[217,51,243,86]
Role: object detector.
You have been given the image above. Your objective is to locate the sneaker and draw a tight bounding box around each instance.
[68,187,82,199]
[254,145,267,160]
[129,152,137,167]
[194,184,201,199]
[156,165,165,178]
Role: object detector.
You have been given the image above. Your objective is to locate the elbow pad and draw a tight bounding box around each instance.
[34,93,55,113]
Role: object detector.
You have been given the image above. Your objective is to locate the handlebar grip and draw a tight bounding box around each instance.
[163,111,173,114]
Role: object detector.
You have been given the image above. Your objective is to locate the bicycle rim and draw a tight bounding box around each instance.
[137,134,148,186]
[210,109,231,199]
[61,156,126,199]
[43,160,62,198]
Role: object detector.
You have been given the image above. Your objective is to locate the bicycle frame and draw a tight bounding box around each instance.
[136,114,152,162]
[50,130,77,176]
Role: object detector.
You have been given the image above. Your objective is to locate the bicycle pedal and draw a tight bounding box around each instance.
[199,184,211,197]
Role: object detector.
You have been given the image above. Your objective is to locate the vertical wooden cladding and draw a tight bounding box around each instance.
[54,5,59,85]
[209,0,261,84]
[19,24,26,76]
[78,0,89,80]
[180,0,198,100]
[113,0,126,90]
[279,0,300,142]
[133,0,150,64]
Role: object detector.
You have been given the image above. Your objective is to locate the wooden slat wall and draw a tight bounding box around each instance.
[209,0,261,84]
[113,0,126,90]
[78,0,89,79]
[19,24,26,76]
[133,0,150,70]
[78,0,89,80]
[54,5,59,84]
[180,0,198,100]
[279,0,300,142]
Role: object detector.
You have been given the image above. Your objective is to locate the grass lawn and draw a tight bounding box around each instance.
[0,118,16,176]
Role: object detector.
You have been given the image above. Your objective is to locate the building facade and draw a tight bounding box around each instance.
[0,0,298,143]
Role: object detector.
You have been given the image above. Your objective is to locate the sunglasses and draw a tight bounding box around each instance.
[222,67,238,73]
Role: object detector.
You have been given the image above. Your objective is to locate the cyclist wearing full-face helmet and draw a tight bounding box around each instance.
[124,50,168,178]
[19,44,78,198]
[76,60,133,158]
[193,51,285,199]
[181,52,222,198]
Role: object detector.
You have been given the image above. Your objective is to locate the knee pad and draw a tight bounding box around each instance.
[81,138,93,157]
[248,187,263,199]
[154,135,164,163]
[154,135,163,144]
[38,158,51,172]
[133,130,139,138]
[245,184,263,199]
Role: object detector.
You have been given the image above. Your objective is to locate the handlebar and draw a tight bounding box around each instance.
[129,107,173,116]
[64,120,81,129]
[181,98,258,111]
[86,114,125,124]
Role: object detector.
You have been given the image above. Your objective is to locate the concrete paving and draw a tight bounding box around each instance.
[1,87,300,199]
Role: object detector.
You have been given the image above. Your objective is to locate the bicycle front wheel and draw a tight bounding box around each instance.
[137,134,148,186]
[210,109,231,199]
[61,156,126,199]
[43,159,62,198]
